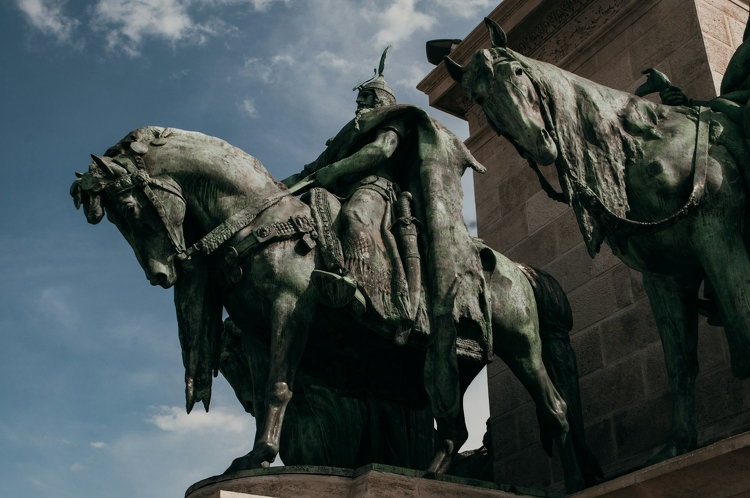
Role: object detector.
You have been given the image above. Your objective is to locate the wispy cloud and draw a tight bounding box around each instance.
[70,463,85,471]
[146,405,251,434]
[90,0,229,56]
[238,98,259,118]
[247,0,291,12]
[16,0,80,43]
[366,0,436,45]
[36,286,79,329]
[90,441,107,449]
[430,0,495,19]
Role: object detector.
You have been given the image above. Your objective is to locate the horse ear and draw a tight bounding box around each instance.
[90,154,128,177]
[444,56,465,84]
[484,17,507,48]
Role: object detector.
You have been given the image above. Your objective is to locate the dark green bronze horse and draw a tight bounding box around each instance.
[71,125,600,491]
[448,18,750,466]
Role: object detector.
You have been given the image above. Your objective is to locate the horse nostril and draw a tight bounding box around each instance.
[149,272,168,287]
[475,97,485,106]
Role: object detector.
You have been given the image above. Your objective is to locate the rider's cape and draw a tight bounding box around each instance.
[304,104,491,419]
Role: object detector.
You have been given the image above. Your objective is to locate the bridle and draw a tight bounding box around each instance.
[484,52,567,204]
[97,130,293,267]
[99,140,189,262]
[486,51,711,248]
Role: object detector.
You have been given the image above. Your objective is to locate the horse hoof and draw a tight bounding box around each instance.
[427,440,455,473]
[223,454,258,474]
[646,439,695,466]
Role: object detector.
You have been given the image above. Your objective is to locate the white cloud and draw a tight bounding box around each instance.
[430,0,495,19]
[248,0,290,12]
[90,441,107,448]
[16,0,79,42]
[36,286,79,329]
[365,0,436,46]
[146,405,252,434]
[91,0,227,56]
[70,463,85,471]
[238,98,259,118]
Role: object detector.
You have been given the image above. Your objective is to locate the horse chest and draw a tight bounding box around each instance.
[626,133,695,218]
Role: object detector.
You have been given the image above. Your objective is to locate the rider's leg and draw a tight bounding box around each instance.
[642,272,700,465]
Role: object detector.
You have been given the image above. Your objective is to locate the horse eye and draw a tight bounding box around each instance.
[474,96,485,106]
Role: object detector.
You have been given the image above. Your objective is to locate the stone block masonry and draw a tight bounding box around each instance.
[418,0,750,492]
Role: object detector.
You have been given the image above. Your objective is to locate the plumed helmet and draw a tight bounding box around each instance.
[353,46,396,105]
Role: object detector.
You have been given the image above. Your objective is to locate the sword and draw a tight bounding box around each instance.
[394,191,423,345]
[285,173,319,196]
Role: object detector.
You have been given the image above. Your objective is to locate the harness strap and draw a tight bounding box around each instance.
[185,192,290,257]
[218,214,317,285]
[572,106,711,239]
[141,181,187,257]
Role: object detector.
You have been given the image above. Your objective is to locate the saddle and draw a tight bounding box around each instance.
[304,186,429,346]
[302,187,488,366]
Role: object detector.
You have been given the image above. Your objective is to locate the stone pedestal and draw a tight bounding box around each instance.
[571,430,750,497]
[185,464,560,498]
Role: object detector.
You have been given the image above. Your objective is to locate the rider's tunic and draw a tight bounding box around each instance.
[303,105,490,419]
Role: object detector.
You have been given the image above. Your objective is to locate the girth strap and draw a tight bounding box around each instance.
[571,106,711,242]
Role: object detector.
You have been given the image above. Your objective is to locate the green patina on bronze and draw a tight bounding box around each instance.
[450,17,750,468]
[70,48,601,493]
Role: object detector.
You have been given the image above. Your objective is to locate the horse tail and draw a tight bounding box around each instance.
[516,263,603,487]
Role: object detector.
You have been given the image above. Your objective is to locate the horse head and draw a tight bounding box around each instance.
[446,18,558,166]
[71,144,187,288]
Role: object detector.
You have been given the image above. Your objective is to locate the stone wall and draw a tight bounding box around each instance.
[418,0,750,492]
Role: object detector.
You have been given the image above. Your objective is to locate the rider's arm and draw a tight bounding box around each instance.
[315,129,399,188]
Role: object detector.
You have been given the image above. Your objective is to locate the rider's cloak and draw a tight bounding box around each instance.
[303,104,491,419]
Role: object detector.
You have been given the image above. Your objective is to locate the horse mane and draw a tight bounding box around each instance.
[105,126,285,203]
[494,48,672,254]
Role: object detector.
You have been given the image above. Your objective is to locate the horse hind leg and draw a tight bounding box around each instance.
[524,265,603,486]
[491,264,585,492]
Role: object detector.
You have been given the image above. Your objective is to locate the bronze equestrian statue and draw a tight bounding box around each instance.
[448,17,750,466]
[71,48,601,492]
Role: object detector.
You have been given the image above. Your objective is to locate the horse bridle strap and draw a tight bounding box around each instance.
[572,106,711,238]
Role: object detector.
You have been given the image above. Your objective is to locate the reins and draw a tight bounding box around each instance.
[515,59,711,240]
[102,130,292,265]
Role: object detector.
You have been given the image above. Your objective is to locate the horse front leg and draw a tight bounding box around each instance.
[642,272,700,465]
[225,288,314,472]
[427,360,479,474]
[694,224,750,379]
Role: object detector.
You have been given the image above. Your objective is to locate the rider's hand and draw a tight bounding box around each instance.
[660,86,689,106]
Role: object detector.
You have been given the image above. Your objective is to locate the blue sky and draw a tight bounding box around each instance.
[0,1,494,496]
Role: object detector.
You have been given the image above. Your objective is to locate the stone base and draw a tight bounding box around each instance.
[571,431,750,498]
[185,464,561,498]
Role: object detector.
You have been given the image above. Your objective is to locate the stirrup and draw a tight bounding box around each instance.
[311,270,365,316]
